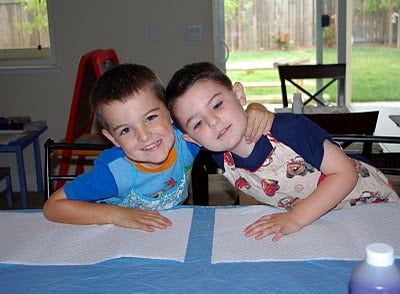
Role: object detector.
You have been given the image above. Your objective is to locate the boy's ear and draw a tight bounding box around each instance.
[102,128,120,147]
[182,133,202,147]
[232,82,247,106]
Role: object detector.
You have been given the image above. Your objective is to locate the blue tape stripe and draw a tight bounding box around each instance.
[184,207,215,263]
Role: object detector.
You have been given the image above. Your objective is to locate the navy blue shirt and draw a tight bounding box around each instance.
[212,113,332,172]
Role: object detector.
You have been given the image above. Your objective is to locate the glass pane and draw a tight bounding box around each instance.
[223,0,337,105]
[0,0,51,61]
[351,0,400,102]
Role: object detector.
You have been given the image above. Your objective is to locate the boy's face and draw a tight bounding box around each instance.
[172,79,248,153]
[101,89,175,169]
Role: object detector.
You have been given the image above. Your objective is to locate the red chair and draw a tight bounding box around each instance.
[56,49,118,189]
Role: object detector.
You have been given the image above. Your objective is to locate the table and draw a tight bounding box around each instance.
[0,121,47,208]
[1,206,399,293]
[274,105,350,113]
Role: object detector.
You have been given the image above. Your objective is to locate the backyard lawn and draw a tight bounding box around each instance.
[226,47,400,103]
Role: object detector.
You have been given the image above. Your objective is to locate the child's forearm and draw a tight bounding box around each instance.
[289,169,357,227]
[44,196,123,225]
[290,139,358,227]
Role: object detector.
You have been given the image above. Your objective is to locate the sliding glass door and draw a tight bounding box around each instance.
[214,0,400,105]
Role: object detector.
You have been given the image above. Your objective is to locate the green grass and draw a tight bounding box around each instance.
[226,47,400,102]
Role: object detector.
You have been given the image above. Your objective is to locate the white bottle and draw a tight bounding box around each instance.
[350,243,400,293]
[292,92,303,114]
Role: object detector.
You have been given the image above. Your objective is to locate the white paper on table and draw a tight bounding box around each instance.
[212,203,400,263]
[0,208,193,265]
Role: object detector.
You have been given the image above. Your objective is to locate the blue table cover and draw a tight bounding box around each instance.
[1,207,398,293]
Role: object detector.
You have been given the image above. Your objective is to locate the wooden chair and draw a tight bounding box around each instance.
[278,63,346,107]
[304,111,379,157]
[55,49,118,189]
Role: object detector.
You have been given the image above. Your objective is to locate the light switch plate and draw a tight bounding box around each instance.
[186,25,202,41]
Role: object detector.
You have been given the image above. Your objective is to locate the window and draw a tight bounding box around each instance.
[0,0,54,67]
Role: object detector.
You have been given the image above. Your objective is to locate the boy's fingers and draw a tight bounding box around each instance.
[264,114,274,135]
[246,117,264,142]
[245,117,256,141]
[143,213,172,227]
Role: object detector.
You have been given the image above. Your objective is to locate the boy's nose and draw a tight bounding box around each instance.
[136,126,150,142]
[206,114,220,128]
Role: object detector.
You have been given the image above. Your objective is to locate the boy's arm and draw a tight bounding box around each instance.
[244,103,274,143]
[43,189,172,232]
[244,139,358,241]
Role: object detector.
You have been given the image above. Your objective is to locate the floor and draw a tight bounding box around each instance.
[1,102,399,210]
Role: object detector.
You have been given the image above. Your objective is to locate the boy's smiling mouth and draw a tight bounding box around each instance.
[217,125,231,140]
[142,139,162,151]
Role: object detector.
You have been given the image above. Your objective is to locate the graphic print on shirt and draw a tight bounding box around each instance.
[286,155,315,178]
[148,178,176,199]
[119,170,190,210]
[221,133,399,210]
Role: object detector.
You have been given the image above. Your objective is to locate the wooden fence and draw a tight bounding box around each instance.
[0,0,50,49]
[225,0,398,51]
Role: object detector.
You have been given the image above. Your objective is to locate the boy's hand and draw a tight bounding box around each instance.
[43,189,172,232]
[244,211,302,242]
[112,207,172,232]
[245,103,274,143]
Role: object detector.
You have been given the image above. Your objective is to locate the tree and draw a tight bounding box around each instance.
[15,0,48,35]
[224,0,254,51]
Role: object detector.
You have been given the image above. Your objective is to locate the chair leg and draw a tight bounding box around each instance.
[0,167,13,208]
[44,138,52,201]
[56,151,72,189]
[75,155,86,175]
[5,172,13,208]
[191,151,210,206]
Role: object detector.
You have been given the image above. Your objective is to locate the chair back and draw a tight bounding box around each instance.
[44,138,110,199]
[305,110,379,156]
[304,111,378,135]
[278,63,346,107]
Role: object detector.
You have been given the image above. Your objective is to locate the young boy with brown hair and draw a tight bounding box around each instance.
[166,61,398,242]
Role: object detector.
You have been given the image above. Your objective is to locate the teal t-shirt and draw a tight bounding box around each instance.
[64,127,199,210]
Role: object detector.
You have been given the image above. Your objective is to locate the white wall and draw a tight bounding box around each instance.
[0,0,215,192]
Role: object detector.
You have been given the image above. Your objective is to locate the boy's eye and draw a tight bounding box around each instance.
[120,127,130,136]
[193,121,202,130]
[147,114,158,122]
[213,101,223,109]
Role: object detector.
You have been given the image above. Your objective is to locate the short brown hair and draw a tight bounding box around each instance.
[90,63,166,129]
[166,62,232,130]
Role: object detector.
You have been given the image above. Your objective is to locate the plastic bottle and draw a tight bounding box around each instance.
[350,243,400,293]
[291,93,303,114]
